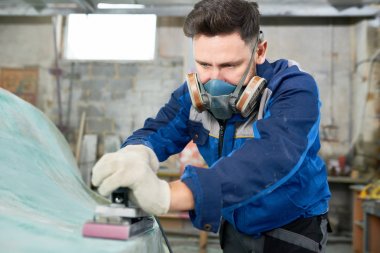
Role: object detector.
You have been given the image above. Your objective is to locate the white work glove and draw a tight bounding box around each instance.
[91,144,171,215]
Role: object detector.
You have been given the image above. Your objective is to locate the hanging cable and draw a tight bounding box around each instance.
[155,216,173,253]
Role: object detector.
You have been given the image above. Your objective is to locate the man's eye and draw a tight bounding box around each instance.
[201,63,210,68]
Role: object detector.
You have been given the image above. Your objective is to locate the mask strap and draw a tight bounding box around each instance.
[230,32,261,111]
[196,73,210,108]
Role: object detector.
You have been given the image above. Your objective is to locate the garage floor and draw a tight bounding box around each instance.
[165,234,352,253]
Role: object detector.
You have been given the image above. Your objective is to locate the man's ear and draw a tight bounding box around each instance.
[256,40,267,64]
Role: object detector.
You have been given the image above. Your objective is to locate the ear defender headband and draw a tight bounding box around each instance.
[186,31,267,118]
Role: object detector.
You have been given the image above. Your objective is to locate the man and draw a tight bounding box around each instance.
[91,0,331,252]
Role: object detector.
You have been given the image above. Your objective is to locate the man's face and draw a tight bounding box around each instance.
[193,32,266,85]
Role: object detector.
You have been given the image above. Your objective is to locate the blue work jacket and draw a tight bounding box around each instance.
[122,59,331,236]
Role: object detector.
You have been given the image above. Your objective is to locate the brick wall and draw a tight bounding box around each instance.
[56,59,184,150]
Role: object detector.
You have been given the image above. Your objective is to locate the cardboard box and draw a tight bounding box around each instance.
[0,67,38,105]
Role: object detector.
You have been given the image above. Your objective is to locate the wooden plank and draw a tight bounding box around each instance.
[199,231,208,252]
[352,188,364,253]
[368,214,380,253]
[75,111,86,164]
[78,134,98,186]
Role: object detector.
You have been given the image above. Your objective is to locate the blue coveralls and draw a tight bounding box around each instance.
[123,59,331,251]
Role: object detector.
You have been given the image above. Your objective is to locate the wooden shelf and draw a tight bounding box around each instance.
[354,220,364,228]
[158,167,181,178]
[328,176,368,184]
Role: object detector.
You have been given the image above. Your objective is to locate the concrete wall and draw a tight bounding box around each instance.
[0,15,378,162]
[0,17,55,113]
[351,18,380,175]
[262,18,358,158]
[0,16,186,153]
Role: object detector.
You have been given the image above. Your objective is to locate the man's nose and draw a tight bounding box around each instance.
[210,68,223,80]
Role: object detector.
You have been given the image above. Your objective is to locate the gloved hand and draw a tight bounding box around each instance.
[91,144,171,215]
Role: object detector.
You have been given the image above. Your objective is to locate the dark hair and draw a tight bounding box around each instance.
[183,0,260,45]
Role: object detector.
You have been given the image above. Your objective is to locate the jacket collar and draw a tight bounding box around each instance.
[256,59,274,82]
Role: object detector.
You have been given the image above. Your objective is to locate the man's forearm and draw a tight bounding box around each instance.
[169,180,195,211]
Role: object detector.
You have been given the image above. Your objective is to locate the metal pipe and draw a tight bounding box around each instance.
[51,16,63,130]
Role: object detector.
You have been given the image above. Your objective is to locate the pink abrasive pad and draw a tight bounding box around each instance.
[82,222,130,240]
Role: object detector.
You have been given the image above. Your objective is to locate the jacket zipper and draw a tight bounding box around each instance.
[218,120,226,158]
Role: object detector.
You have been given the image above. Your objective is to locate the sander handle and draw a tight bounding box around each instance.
[111,187,130,206]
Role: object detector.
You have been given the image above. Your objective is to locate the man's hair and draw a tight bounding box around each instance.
[183,0,260,45]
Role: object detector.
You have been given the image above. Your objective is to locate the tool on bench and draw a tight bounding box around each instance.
[360,180,380,200]
[82,187,154,240]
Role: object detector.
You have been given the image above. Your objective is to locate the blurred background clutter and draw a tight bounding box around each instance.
[0,1,379,252]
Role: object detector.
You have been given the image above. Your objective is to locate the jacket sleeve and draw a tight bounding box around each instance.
[181,70,322,233]
[122,83,192,162]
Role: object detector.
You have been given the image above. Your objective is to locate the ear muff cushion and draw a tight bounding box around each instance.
[186,73,205,112]
[235,76,267,118]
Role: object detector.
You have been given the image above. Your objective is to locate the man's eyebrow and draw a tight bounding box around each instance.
[195,59,210,65]
[195,59,244,66]
[219,60,244,67]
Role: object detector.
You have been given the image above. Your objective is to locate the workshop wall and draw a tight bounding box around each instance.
[262,18,379,164]
[0,17,55,113]
[0,17,186,154]
[57,17,185,152]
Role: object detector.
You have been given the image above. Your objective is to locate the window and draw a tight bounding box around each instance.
[64,14,157,61]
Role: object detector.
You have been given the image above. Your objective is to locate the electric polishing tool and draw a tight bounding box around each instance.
[82,187,154,240]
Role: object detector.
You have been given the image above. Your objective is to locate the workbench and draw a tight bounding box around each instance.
[351,184,380,253]
[362,200,380,253]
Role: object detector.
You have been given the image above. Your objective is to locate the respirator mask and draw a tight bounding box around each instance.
[186,31,267,120]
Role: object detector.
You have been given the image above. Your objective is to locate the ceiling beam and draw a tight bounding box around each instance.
[0,2,378,17]
[22,0,46,11]
[71,0,95,13]
[88,4,380,18]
